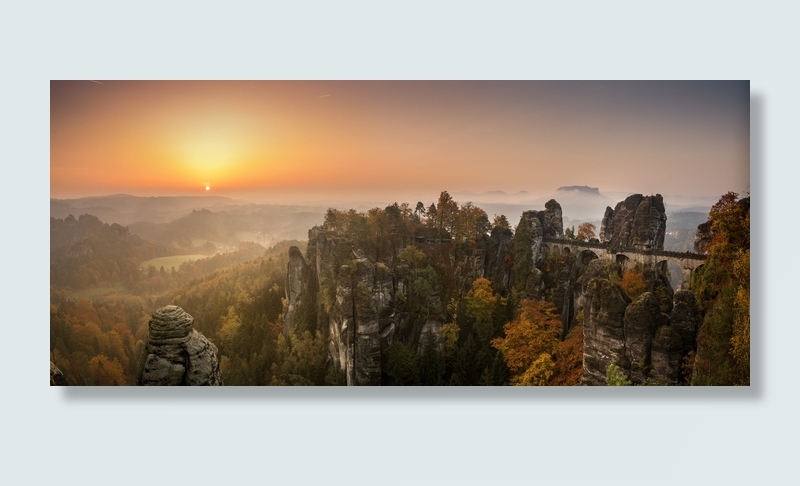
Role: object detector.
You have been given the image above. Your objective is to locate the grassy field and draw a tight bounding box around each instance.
[67,282,129,300]
[141,254,208,271]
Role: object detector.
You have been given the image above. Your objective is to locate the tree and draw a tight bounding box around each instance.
[692,192,750,385]
[564,226,576,239]
[86,354,127,385]
[492,214,510,230]
[620,268,647,301]
[606,363,631,386]
[466,278,499,345]
[576,222,596,241]
[434,190,458,239]
[491,299,561,385]
[415,201,426,221]
[386,340,417,385]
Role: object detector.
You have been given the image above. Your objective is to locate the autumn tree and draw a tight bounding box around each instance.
[491,300,561,385]
[86,354,127,386]
[692,192,750,385]
[465,278,500,346]
[620,268,648,301]
[492,214,510,230]
[576,222,596,241]
[436,190,458,239]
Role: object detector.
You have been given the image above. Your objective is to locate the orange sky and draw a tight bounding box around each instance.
[50,81,750,204]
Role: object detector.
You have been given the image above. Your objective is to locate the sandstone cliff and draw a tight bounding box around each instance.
[519,199,564,263]
[600,194,667,250]
[284,245,314,336]
[138,305,223,386]
[50,361,68,386]
[582,279,697,385]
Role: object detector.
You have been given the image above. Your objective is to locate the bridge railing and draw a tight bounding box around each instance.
[542,237,608,250]
[542,237,706,260]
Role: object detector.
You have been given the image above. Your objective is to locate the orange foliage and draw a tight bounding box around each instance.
[492,299,561,385]
[620,269,647,301]
[549,324,584,385]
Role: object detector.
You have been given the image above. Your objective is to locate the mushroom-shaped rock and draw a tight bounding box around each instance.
[139,305,223,386]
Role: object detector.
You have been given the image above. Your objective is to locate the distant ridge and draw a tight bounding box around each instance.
[556,186,602,196]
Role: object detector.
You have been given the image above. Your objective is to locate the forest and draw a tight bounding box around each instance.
[50,191,749,386]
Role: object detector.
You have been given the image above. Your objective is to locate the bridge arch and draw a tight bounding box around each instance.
[616,254,631,272]
[579,249,599,265]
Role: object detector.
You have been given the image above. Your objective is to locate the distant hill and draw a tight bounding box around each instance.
[51,195,327,250]
[50,213,171,289]
[50,194,253,226]
[129,205,325,252]
[556,185,602,196]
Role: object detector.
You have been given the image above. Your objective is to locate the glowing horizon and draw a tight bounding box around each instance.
[50,81,750,204]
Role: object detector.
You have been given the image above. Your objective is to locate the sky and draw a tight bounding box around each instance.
[50,80,750,206]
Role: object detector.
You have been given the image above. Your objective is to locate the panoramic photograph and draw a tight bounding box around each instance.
[50,80,750,386]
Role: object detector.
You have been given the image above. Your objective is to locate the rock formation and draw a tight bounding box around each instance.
[582,281,698,385]
[650,326,683,385]
[599,194,667,250]
[284,245,313,336]
[50,361,68,386]
[582,277,629,385]
[329,257,396,385]
[669,289,698,357]
[518,199,564,265]
[138,305,223,386]
[485,226,513,292]
[693,221,713,254]
[623,292,660,383]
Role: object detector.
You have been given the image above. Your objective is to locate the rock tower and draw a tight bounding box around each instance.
[138,305,223,386]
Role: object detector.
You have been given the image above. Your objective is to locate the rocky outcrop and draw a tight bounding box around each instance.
[623,292,660,383]
[582,283,698,385]
[650,326,683,385]
[485,226,513,292]
[284,245,313,335]
[138,305,223,386]
[600,194,667,250]
[582,278,629,385]
[521,199,564,239]
[329,256,399,385]
[670,289,698,357]
[518,199,565,266]
[50,361,68,386]
[693,221,713,254]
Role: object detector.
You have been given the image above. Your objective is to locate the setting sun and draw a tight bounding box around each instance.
[205,185,210,191]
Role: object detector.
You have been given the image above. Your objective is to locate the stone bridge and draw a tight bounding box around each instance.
[541,237,706,289]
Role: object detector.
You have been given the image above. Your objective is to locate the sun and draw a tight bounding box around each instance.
[205,185,210,191]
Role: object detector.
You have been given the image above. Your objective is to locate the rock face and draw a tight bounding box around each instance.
[670,289,698,357]
[519,199,565,265]
[650,326,683,385]
[485,226,513,292]
[599,194,667,250]
[693,221,713,254]
[582,284,699,385]
[582,278,629,385]
[284,245,313,336]
[329,258,396,386]
[139,305,223,386]
[623,293,660,383]
[50,361,68,386]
